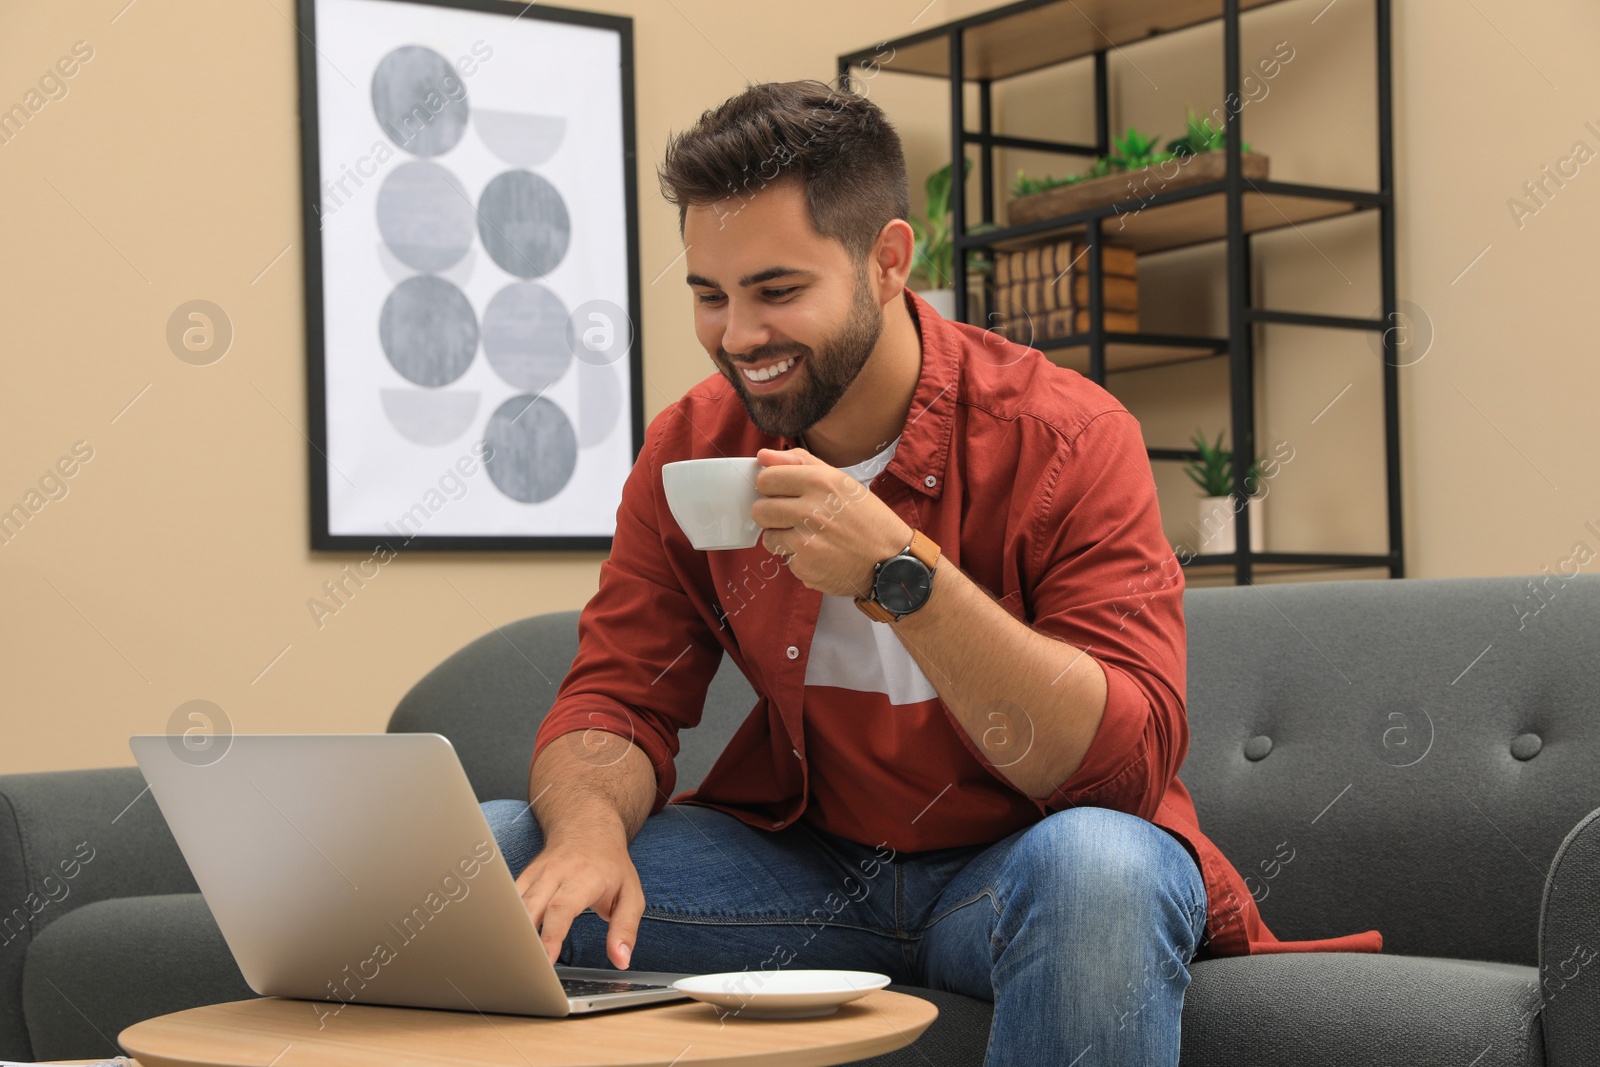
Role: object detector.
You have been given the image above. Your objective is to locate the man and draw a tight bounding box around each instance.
[481,79,1379,1065]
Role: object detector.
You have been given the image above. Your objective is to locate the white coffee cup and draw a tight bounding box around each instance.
[661,457,763,551]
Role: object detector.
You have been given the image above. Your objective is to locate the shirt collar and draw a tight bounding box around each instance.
[777,287,959,499]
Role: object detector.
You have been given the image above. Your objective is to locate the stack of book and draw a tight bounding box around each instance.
[991,238,1139,338]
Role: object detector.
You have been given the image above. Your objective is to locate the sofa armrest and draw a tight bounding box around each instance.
[1537,804,1600,1067]
[0,765,200,1060]
[0,766,198,951]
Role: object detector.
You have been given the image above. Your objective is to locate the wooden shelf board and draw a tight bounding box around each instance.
[856,0,1292,80]
[987,188,1373,256]
[1034,335,1226,375]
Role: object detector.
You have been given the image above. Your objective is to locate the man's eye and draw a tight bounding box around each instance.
[696,288,796,304]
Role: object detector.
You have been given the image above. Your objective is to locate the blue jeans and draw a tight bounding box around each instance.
[480,799,1206,1066]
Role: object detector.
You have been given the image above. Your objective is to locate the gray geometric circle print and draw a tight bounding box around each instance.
[476,169,571,278]
[379,274,479,387]
[482,281,573,392]
[371,45,470,158]
[483,394,578,504]
[376,161,476,272]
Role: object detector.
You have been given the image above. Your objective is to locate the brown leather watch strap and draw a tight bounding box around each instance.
[906,528,941,570]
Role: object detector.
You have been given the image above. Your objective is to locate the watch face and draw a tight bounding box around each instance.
[876,555,932,614]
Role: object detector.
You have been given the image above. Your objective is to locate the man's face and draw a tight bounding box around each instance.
[684,180,885,438]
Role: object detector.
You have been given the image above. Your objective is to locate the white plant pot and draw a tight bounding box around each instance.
[1195,495,1265,555]
[916,288,957,320]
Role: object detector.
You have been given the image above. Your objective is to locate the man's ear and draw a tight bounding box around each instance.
[869,218,916,300]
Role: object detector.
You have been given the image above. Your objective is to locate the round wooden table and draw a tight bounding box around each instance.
[106,991,938,1067]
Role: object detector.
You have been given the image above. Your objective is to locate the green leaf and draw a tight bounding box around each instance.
[925,165,951,220]
[1107,127,1165,170]
[909,160,1008,287]
[1181,427,1238,497]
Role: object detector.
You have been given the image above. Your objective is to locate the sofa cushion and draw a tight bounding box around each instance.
[822,953,1547,1067]
[388,609,586,804]
[389,609,759,803]
[1180,952,1544,1067]
[1180,576,1600,965]
[22,893,252,1062]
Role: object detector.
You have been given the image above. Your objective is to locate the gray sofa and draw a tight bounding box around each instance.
[4,575,1597,1065]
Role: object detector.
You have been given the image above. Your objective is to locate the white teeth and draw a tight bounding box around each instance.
[743,356,797,382]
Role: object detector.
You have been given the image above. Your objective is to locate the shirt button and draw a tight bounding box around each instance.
[793,747,802,759]
[771,820,784,828]
[786,645,799,659]
[925,474,937,487]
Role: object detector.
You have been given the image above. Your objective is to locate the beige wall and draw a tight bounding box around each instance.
[2,0,1595,774]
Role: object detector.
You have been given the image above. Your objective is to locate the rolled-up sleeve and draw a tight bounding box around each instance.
[1023,409,1188,821]
[529,408,725,814]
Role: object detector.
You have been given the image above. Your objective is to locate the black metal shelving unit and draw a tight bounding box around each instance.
[839,0,1402,584]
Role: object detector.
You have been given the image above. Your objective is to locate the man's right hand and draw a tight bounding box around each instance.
[513,827,646,971]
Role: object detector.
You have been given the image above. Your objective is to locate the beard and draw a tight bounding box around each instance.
[719,265,884,439]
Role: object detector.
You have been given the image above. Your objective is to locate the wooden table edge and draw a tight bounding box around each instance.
[106,988,939,1067]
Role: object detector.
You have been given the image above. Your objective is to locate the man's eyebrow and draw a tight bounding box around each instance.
[685,266,816,289]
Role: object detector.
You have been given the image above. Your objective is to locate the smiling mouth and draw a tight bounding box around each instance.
[738,354,801,384]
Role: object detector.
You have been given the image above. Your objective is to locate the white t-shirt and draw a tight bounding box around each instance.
[798,431,938,703]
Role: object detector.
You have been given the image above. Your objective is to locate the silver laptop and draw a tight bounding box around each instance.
[129,732,697,1017]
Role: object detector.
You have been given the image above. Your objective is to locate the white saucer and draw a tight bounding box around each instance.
[671,969,892,1019]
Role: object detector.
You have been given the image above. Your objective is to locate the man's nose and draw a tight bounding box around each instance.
[721,297,771,358]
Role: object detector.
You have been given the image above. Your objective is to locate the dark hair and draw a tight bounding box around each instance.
[656,79,910,264]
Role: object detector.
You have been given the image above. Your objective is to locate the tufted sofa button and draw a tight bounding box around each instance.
[1510,733,1542,761]
[1244,735,1274,761]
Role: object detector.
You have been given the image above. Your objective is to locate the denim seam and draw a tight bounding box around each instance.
[911,886,1003,939]
[637,909,902,938]
[1181,848,1208,954]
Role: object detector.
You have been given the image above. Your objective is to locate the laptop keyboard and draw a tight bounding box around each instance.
[560,977,672,997]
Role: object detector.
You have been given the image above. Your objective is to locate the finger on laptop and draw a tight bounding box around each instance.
[539,888,585,966]
[592,870,646,970]
[513,861,581,964]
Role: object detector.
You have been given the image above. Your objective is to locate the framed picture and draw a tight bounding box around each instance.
[297,0,643,551]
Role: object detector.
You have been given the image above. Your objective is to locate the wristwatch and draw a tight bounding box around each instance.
[855,529,941,623]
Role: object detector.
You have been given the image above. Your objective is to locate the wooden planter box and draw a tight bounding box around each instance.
[1007,151,1271,227]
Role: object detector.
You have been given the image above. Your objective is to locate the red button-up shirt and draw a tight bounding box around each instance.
[531,288,1382,958]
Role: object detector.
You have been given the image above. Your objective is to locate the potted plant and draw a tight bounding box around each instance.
[1007,112,1268,227]
[909,159,997,319]
[1183,428,1266,555]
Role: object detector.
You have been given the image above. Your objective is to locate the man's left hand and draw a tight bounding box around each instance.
[752,447,913,600]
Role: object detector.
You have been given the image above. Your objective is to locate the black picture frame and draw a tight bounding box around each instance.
[296,0,644,552]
